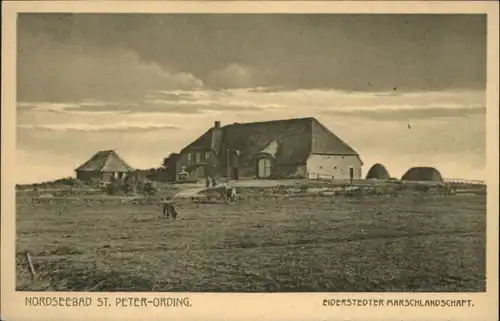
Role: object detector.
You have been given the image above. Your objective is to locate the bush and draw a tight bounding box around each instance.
[106,183,120,195]
[414,185,431,193]
[174,179,199,184]
[121,182,133,195]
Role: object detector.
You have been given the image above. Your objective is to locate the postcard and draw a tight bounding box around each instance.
[1,1,498,320]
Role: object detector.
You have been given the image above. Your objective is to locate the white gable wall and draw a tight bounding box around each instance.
[306,154,362,179]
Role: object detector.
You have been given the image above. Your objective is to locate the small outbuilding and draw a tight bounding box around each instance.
[365,163,391,179]
[401,167,443,182]
[75,150,134,182]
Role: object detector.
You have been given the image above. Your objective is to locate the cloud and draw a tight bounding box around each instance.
[17,88,486,137]
[17,89,286,115]
[17,14,486,93]
[17,32,205,102]
[17,122,180,132]
[22,87,483,117]
[206,64,264,89]
[322,106,486,121]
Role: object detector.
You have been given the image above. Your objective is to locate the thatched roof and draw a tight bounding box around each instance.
[182,117,361,167]
[75,150,134,172]
[366,163,391,179]
[401,167,443,182]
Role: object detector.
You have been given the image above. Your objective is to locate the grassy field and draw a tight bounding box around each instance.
[16,191,486,292]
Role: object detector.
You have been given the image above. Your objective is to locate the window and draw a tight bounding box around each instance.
[187,153,192,162]
[205,151,210,160]
[195,152,201,163]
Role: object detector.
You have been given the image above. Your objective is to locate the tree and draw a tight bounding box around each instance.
[143,181,157,196]
[106,182,120,195]
[162,158,169,169]
[121,182,132,195]
[162,153,176,169]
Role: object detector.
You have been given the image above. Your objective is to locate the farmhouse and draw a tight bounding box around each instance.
[75,150,134,182]
[166,117,363,181]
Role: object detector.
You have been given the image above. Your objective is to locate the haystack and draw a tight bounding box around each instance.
[365,163,391,179]
[401,167,443,182]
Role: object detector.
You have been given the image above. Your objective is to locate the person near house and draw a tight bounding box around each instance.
[228,186,237,204]
[221,182,237,204]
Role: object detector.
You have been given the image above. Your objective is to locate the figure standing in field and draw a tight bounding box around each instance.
[211,175,217,188]
[220,183,226,200]
[161,197,178,220]
[170,202,178,220]
[221,182,237,204]
[228,186,237,204]
[205,176,210,189]
[161,198,169,220]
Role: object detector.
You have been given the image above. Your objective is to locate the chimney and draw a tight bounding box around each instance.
[214,121,221,129]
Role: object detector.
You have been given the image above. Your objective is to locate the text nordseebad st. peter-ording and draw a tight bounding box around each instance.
[25,296,192,307]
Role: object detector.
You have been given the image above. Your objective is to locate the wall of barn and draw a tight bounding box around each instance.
[216,161,305,180]
[218,163,254,179]
[187,166,207,180]
[76,171,103,181]
[306,154,362,179]
[76,171,132,182]
[275,164,307,178]
[175,149,219,180]
[101,172,116,181]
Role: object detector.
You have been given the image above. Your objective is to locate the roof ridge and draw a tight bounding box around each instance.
[75,149,134,172]
[97,149,114,154]
[222,117,316,128]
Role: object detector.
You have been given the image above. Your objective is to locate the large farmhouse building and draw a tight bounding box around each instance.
[75,150,134,182]
[166,117,363,182]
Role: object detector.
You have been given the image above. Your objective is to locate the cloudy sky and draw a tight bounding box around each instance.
[16,14,486,183]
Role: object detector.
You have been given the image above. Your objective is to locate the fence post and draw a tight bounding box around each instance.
[25,251,37,280]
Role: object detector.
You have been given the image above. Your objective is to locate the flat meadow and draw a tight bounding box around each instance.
[16,186,486,292]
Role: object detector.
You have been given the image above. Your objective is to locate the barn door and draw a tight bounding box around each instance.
[258,158,272,178]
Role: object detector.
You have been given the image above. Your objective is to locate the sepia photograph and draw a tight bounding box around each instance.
[14,12,489,293]
[2,2,498,320]
[13,12,489,293]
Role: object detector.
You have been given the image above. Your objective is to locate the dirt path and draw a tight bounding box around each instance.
[174,187,207,199]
